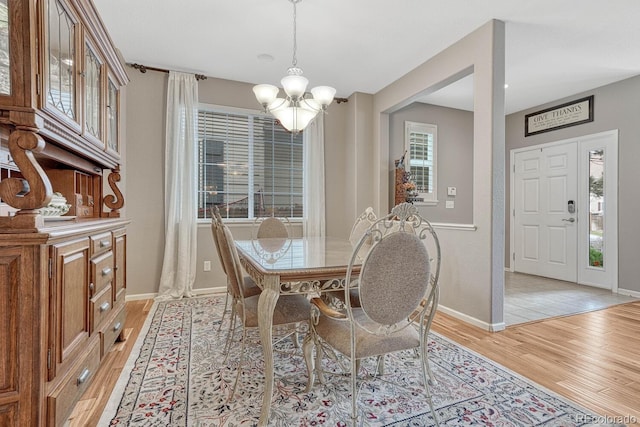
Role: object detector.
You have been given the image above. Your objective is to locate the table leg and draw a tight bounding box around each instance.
[257,275,280,426]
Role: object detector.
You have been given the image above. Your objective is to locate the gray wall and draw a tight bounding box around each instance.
[505,74,640,294]
[389,102,474,224]
[124,71,166,297]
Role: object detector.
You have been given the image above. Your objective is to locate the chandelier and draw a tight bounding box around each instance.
[253,0,336,133]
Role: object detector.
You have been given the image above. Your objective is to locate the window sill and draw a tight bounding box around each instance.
[197,218,304,226]
[413,200,438,207]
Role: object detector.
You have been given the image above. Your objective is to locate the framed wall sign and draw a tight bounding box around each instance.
[525,95,594,137]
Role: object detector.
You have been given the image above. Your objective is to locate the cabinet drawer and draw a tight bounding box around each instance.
[90,285,112,334]
[101,306,126,357]
[47,338,100,427]
[91,251,114,295]
[90,231,112,256]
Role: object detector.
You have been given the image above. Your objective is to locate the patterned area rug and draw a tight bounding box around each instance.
[99,295,615,426]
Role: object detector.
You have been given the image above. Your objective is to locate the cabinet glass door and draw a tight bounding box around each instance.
[84,42,101,140]
[0,0,9,95]
[106,77,119,154]
[47,0,77,121]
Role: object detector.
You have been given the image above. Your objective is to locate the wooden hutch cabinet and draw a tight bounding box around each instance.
[0,0,128,426]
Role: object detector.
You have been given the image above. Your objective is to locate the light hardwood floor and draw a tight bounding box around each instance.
[68,299,640,426]
[67,300,154,427]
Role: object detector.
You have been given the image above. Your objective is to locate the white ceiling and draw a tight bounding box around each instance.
[93,0,640,114]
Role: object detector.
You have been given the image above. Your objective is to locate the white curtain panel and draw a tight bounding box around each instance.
[303,114,326,237]
[156,72,199,300]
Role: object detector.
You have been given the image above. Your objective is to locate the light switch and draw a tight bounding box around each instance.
[446,200,455,209]
[447,187,457,196]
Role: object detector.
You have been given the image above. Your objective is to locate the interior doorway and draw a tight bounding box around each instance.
[510,130,618,290]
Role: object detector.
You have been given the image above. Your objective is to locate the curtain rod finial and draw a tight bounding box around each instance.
[129,63,147,73]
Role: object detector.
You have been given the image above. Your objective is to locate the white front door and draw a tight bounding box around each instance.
[513,142,578,282]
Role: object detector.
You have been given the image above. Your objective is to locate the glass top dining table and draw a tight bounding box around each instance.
[234,236,361,426]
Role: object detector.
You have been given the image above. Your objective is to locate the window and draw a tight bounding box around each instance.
[405,121,437,204]
[197,106,303,220]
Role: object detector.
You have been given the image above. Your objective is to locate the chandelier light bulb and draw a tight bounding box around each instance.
[281,72,309,99]
[253,84,279,109]
[311,86,336,108]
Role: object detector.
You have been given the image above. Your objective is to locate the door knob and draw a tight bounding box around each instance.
[562,218,575,223]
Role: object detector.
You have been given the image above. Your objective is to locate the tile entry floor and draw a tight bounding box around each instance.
[505,271,638,326]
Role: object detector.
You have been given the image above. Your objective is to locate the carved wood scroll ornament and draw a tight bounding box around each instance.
[103,165,124,216]
[0,130,52,210]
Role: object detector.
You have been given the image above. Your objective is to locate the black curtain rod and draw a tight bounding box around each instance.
[127,62,348,104]
[128,63,207,80]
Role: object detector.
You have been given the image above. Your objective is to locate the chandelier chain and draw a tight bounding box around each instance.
[291,0,298,67]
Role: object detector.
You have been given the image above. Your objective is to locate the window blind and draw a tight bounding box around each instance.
[409,131,433,193]
[197,109,303,219]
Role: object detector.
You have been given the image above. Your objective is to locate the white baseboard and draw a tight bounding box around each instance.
[125,286,227,302]
[617,288,640,298]
[438,304,506,332]
[193,286,227,296]
[125,292,157,301]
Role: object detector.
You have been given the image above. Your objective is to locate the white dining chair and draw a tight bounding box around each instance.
[303,202,442,426]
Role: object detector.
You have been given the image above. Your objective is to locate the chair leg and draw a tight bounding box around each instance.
[223,305,238,364]
[292,330,300,349]
[314,335,325,385]
[426,358,437,386]
[376,355,385,376]
[419,348,439,426]
[350,355,359,427]
[217,291,230,332]
[417,346,437,385]
[302,332,315,392]
[227,325,248,403]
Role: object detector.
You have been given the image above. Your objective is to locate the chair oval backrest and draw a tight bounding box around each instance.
[256,216,289,239]
[358,231,431,326]
[216,223,244,299]
[349,207,376,247]
[210,213,227,275]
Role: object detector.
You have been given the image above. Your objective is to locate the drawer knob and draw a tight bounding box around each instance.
[113,322,122,332]
[101,267,112,276]
[77,368,91,385]
[89,282,94,293]
[99,240,111,248]
[99,302,110,312]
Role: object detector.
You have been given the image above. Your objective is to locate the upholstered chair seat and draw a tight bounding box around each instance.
[313,309,420,359]
[238,293,310,328]
[241,276,262,298]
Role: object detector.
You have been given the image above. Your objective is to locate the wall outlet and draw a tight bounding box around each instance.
[203,260,211,271]
[447,186,457,196]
